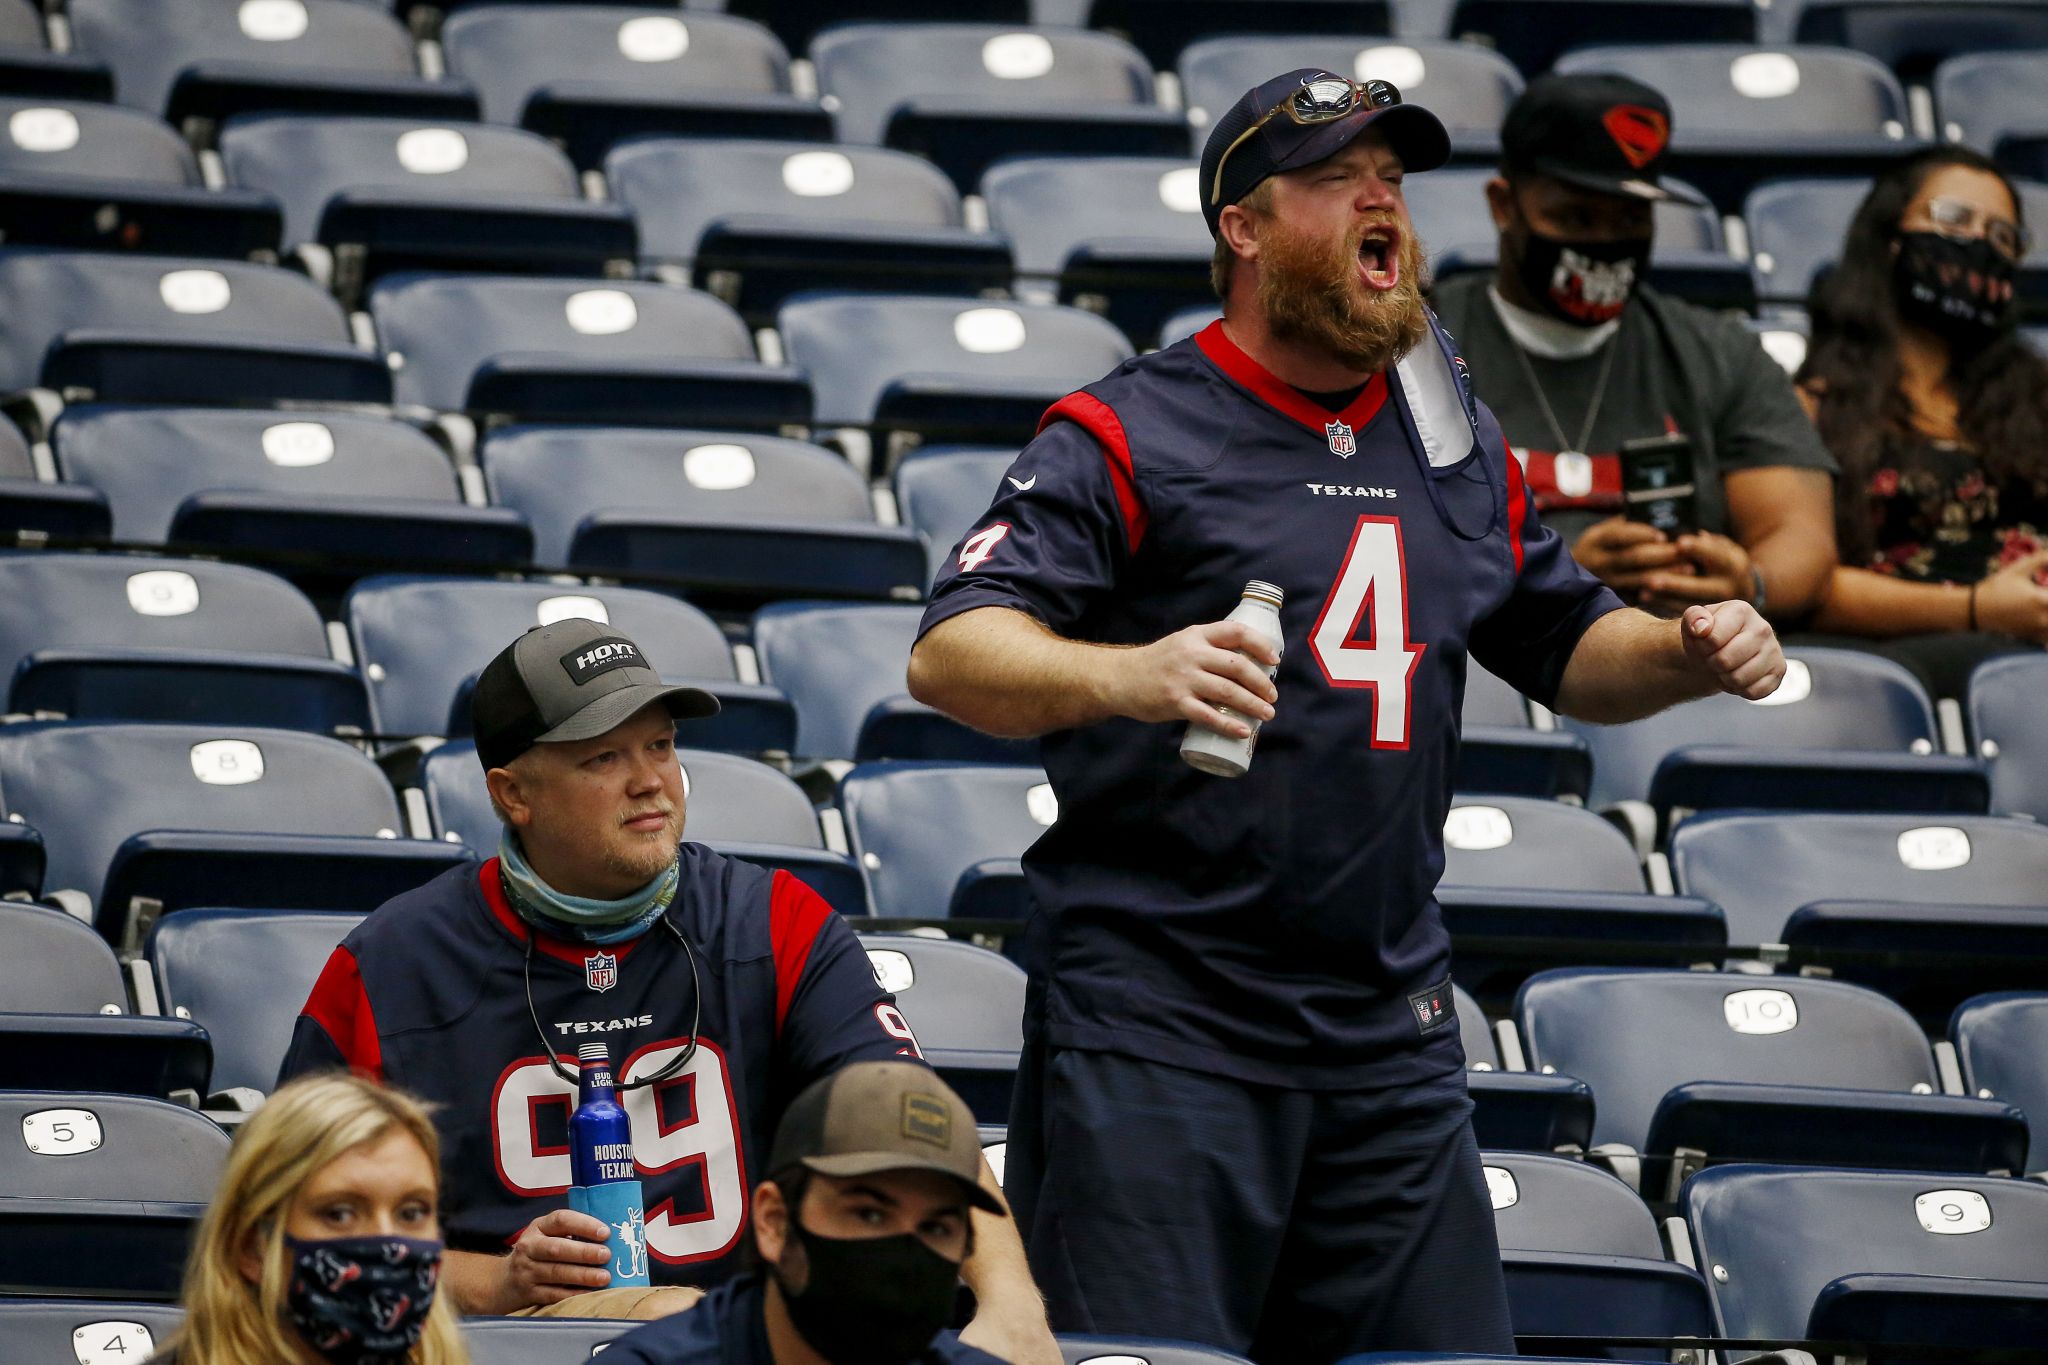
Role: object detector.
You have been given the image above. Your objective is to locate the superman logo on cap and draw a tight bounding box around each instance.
[1601,104,1668,169]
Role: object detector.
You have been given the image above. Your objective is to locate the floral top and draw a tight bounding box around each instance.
[1864,437,2048,583]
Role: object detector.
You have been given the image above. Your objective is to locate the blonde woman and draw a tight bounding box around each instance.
[162,1073,468,1365]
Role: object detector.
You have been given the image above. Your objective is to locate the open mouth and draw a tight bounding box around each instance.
[1358,223,1401,292]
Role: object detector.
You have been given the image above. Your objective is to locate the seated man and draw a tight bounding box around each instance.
[604,1061,1011,1364]
[1431,73,1839,623]
[279,619,1048,1357]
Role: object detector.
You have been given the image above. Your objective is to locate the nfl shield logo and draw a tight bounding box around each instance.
[583,951,618,993]
[1325,420,1355,458]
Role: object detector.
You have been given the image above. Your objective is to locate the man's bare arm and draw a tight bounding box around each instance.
[1552,601,1784,724]
[955,1154,1058,1365]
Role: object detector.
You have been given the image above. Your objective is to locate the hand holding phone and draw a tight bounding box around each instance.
[1620,433,1700,537]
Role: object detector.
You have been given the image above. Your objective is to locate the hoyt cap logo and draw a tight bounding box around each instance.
[562,637,642,686]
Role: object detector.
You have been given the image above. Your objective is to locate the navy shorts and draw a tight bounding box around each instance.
[1004,1043,1515,1362]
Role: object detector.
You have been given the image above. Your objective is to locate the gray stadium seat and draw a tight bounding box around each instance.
[1439,796,1645,893]
[463,1317,630,1364]
[1058,1337,1253,1365]
[1094,0,1393,68]
[1934,52,2048,166]
[1788,0,2048,81]
[1447,0,1760,76]
[1967,653,2048,822]
[893,445,1015,585]
[860,933,1023,1121]
[0,904,128,1014]
[1950,992,2048,1173]
[0,1301,186,1363]
[839,762,1054,923]
[0,0,111,103]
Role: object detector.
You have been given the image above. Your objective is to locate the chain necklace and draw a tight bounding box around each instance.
[1508,332,1620,463]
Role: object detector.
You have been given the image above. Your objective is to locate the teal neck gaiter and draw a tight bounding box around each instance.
[497,830,676,946]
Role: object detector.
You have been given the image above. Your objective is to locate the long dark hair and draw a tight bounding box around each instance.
[1799,145,2048,568]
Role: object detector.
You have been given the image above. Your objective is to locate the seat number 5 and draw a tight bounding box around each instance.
[1310,516,1425,749]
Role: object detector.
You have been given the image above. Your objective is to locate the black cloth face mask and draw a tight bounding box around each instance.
[774,1225,962,1365]
[283,1234,441,1365]
[1513,225,1652,327]
[1895,230,2017,345]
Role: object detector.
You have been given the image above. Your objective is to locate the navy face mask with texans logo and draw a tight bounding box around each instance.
[283,1235,441,1364]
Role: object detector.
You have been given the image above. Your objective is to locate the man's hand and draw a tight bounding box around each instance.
[1105,620,1278,739]
[1572,517,1682,592]
[494,1209,614,1312]
[1975,549,2048,643]
[1640,532,1756,617]
[1680,601,1784,700]
[959,1302,1062,1365]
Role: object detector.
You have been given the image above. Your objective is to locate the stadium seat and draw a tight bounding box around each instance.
[809,24,1186,190]
[0,248,389,405]
[1464,662,1529,728]
[1967,653,2048,823]
[724,0,1030,55]
[346,575,790,751]
[1098,0,1394,69]
[441,6,829,168]
[0,904,127,1014]
[753,602,1032,763]
[67,0,477,127]
[0,1301,186,1363]
[1556,647,1986,819]
[1446,0,1760,76]
[1440,796,1644,892]
[1517,969,2029,1197]
[1934,52,2048,171]
[463,1317,630,1364]
[0,1,112,103]
[861,934,1023,1121]
[1788,0,2048,82]
[49,406,529,572]
[147,908,362,1096]
[1058,1340,1253,1365]
[1550,45,1919,215]
[1455,987,1599,1154]
[1159,304,1219,347]
[1178,37,1521,163]
[610,139,1010,322]
[0,98,282,257]
[779,294,1131,446]
[368,274,807,428]
[1683,1165,2048,1351]
[0,553,367,734]
[893,445,1013,585]
[1950,992,2048,1172]
[0,1014,210,1100]
[981,156,1210,345]
[0,819,44,899]
[839,762,1055,923]
[0,413,111,539]
[480,424,928,604]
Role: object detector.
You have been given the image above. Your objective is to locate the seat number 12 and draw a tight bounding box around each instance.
[1309,516,1425,749]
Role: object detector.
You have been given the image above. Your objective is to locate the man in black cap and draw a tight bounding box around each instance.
[280,620,1054,1361]
[1432,72,1838,623]
[604,1061,1011,1364]
[910,66,1783,1360]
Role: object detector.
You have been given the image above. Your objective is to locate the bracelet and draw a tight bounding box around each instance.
[1968,581,1980,632]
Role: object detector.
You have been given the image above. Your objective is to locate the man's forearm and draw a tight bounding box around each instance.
[1552,608,1717,723]
[1750,526,1835,622]
[956,1155,1056,1365]
[908,607,1126,739]
[443,1248,512,1316]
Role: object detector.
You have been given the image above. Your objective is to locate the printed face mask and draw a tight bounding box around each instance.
[1515,227,1651,327]
[1895,230,2017,345]
[774,1224,962,1365]
[283,1235,441,1364]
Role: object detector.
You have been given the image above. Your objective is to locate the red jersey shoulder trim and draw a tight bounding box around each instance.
[1503,439,1528,574]
[1193,320,1389,434]
[767,870,835,1036]
[1039,390,1147,554]
[477,857,647,968]
[300,945,384,1083]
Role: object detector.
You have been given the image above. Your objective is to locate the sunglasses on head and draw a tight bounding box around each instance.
[1210,76,1405,208]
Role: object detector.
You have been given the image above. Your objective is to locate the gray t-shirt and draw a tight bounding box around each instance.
[1432,276,1836,546]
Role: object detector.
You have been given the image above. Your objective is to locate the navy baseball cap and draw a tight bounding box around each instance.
[1199,68,1452,237]
[1501,73,1708,206]
[471,618,718,772]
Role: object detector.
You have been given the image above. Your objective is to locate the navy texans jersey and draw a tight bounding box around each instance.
[280,845,921,1283]
[918,317,1624,1089]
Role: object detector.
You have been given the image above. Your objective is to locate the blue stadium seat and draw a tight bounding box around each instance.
[481,425,927,604]
[1158,304,1219,347]
[441,7,828,168]
[1968,653,2048,823]
[779,294,1131,445]
[1683,1165,2048,1351]
[753,602,1032,763]
[0,553,365,734]
[219,115,633,297]
[68,0,476,126]
[1446,0,1760,76]
[346,574,790,751]
[147,908,361,1095]
[1440,796,1645,892]
[0,1301,186,1363]
[463,1317,630,1365]
[0,819,44,898]
[49,406,529,572]
[981,157,1209,345]
[368,273,806,428]
[0,98,282,257]
[1517,970,2029,1198]
[0,248,389,405]
[0,412,111,539]
[839,762,1055,923]
[610,139,1011,322]
[892,445,1014,585]
[1551,45,1919,215]
[1059,1340,1252,1365]
[1557,647,1986,819]
[1096,0,1393,69]
[1464,661,1528,728]
[0,1014,210,1099]
[1455,989,1599,1154]
[0,1,112,103]
[1934,52,2048,171]
[725,0,1029,55]
[1788,0,2048,81]
[1178,37,1521,163]
[1951,992,2048,1172]
[0,904,126,1013]
[810,24,1186,190]
[861,934,1023,1121]
[1746,176,1870,305]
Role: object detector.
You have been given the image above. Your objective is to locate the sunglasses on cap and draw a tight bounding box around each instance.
[1209,76,1406,208]
[1921,196,2032,263]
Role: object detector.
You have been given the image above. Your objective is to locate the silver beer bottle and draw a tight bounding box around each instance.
[1180,580,1284,778]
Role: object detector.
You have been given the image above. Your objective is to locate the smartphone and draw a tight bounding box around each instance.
[1620,433,1700,537]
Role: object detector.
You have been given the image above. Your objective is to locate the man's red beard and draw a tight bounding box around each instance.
[1253,212,1430,374]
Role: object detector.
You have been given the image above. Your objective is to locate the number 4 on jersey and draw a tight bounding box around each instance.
[957,522,1011,573]
[1311,516,1425,749]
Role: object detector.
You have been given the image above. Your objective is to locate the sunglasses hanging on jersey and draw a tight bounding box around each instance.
[1209,76,1405,209]
[523,912,702,1090]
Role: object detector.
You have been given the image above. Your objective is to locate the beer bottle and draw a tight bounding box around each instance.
[1180,580,1285,778]
[566,1040,651,1288]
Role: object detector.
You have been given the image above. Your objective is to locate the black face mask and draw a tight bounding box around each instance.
[1895,230,2016,345]
[774,1225,961,1365]
[1513,225,1651,327]
[283,1235,441,1365]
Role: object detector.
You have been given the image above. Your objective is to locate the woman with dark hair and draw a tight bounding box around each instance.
[1798,144,2048,696]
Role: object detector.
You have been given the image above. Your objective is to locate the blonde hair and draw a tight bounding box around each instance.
[1210,180,1275,299]
[162,1074,470,1365]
